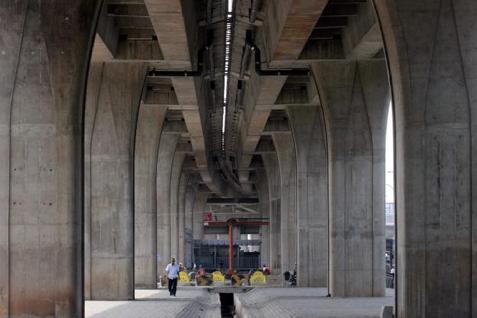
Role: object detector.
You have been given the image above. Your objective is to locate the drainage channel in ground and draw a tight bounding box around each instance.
[219,293,235,317]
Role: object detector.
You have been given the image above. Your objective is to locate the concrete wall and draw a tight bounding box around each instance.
[134,105,167,288]
[89,63,145,300]
[288,105,329,287]
[0,1,99,316]
[375,0,477,316]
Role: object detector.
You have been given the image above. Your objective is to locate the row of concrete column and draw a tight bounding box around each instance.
[257,60,388,296]
[84,70,209,297]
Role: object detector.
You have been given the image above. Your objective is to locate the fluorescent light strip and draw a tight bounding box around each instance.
[222,0,234,138]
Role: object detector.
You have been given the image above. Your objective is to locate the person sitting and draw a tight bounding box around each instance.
[262,264,271,275]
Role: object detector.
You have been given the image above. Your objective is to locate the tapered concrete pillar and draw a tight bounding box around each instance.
[0,1,99,316]
[313,60,387,297]
[374,1,477,316]
[156,134,179,277]
[177,173,188,264]
[134,105,167,288]
[256,168,270,267]
[169,152,186,260]
[288,106,329,287]
[89,62,145,300]
[262,153,282,274]
[272,133,298,273]
[184,185,196,267]
[84,63,103,299]
[359,60,389,296]
[192,192,208,240]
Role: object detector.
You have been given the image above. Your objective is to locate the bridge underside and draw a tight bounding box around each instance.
[0,0,476,317]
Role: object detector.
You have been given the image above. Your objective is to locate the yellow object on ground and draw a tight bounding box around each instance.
[250,271,267,285]
[179,271,189,282]
[212,271,225,283]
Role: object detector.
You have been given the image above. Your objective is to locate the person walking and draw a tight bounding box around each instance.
[165,257,180,296]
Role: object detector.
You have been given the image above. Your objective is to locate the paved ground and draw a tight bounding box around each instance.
[85,288,220,318]
[86,287,395,318]
[234,288,395,318]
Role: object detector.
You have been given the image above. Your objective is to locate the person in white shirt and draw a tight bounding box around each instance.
[165,257,180,296]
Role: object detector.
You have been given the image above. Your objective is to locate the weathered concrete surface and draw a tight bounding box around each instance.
[84,62,104,299]
[192,192,208,241]
[89,63,145,300]
[256,168,270,268]
[86,288,221,318]
[262,153,281,274]
[235,288,394,318]
[288,105,328,287]
[156,134,179,276]
[134,104,167,288]
[177,173,188,264]
[374,0,477,316]
[358,60,390,296]
[169,151,186,260]
[184,185,196,267]
[262,0,328,61]
[272,133,298,274]
[313,61,386,297]
[0,1,99,316]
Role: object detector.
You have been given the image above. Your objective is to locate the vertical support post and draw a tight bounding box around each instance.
[228,223,233,272]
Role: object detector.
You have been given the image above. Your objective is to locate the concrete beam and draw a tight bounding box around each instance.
[342,1,382,59]
[263,0,328,61]
[144,0,191,63]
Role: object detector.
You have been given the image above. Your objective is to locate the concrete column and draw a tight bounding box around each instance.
[359,61,389,296]
[0,1,100,316]
[192,192,208,240]
[184,185,196,267]
[313,61,387,297]
[256,168,270,267]
[89,63,145,300]
[374,1,476,316]
[272,133,298,273]
[262,153,281,274]
[134,105,167,288]
[156,134,179,278]
[177,173,188,265]
[288,106,329,287]
[84,63,104,299]
[169,152,186,260]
